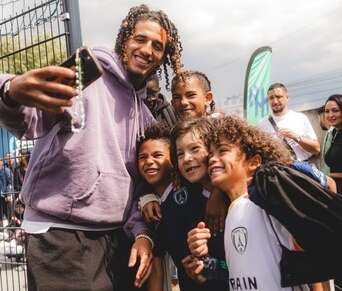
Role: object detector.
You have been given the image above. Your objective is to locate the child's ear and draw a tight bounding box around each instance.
[205,91,213,107]
[247,154,262,175]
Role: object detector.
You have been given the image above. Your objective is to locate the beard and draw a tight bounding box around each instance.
[272,106,285,114]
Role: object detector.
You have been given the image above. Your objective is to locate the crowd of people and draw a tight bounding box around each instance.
[0,149,30,259]
[0,3,341,291]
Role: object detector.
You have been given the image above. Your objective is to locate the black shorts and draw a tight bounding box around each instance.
[26,228,117,291]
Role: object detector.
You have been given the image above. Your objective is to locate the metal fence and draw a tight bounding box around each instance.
[0,0,73,289]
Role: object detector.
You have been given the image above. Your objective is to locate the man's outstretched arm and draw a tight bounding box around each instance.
[0,67,76,138]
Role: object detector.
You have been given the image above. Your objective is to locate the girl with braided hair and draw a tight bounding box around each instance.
[171,70,218,120]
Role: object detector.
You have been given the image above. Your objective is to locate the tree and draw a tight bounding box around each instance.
[0,33,68,158]
[0,33,68,74]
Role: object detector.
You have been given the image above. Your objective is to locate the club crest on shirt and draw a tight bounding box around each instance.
[173,187,188,205]
[231,227,248,254]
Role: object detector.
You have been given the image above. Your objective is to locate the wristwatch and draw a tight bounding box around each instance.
[1,78,20,107]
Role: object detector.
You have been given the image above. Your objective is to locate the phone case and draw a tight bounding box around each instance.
[61,46,103,89]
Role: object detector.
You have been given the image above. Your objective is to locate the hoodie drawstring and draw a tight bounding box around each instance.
[138,95,145,140]
[132,90,145,150]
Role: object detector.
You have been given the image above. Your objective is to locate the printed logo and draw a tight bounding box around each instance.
[173,187,188,205]
[231,227,248,254]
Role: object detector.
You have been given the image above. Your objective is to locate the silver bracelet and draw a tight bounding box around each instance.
[135,233,154,249]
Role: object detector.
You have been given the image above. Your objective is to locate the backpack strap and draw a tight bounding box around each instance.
[268,116,297,160]
[266,213,285,249]
[268,115,279,130]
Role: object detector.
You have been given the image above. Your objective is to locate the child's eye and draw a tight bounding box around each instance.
[177,152,184,158]
[187,93,197,98]
[219,147,230,154]
[191,146,200,152]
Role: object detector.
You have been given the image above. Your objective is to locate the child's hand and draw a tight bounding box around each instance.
[139,194,161,224]
[181,255,206,283]
[142,201,162,224]
[187,222,210,257]
[205,188,228,235]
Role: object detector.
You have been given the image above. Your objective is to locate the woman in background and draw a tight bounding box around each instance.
[324,94,342,193]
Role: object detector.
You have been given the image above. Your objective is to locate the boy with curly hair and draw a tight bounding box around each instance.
[187,115,314,291]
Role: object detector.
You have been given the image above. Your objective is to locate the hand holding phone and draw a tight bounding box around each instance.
[60,46,103,89]
[60,47,104,132]
[6,66,76,113]
[5,47,102,115]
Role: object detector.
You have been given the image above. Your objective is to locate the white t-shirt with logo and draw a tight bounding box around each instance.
[258,110,318,161]
[225,194,309,291]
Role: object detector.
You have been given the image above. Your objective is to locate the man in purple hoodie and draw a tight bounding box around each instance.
[0,4,183,291]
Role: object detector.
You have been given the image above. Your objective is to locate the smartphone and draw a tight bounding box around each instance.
[60,46,103,89]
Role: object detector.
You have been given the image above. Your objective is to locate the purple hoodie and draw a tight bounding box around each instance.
[0,47,154,237]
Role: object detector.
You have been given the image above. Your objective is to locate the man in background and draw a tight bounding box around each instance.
[258,83,320,161]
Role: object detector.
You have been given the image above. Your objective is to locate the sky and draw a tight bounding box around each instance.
[3,0,341,112]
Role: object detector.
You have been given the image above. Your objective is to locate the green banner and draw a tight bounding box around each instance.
[243,46,272,125]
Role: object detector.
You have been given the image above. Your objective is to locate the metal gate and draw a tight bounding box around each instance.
[0,1,78,289]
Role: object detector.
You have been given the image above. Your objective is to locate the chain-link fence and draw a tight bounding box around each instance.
[0,0,73,289]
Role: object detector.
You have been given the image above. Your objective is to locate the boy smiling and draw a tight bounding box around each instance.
[138,119,228,291]
[188,116,311,291]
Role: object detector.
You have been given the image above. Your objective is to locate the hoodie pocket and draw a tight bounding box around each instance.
[24,121,65,208]
[69,171,132,225]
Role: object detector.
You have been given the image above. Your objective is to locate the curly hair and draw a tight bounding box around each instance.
[171,70,216,113]
[115,4,183,89]
[137,122,171,155]
[170,117,214,184]
[208,115,292,165]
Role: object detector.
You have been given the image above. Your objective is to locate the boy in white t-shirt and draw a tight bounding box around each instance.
[187,115,323,291]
